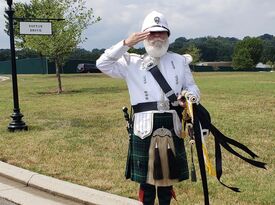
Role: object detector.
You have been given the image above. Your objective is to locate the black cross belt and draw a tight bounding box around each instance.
[132,102,158,112]
[149,65,178,102]
[132,101,183,120]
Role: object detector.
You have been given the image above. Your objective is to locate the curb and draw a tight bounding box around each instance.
[0,161,141,205]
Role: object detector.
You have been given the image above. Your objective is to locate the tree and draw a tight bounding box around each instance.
[69,48,93,60]
[232,48,254,69]
[260,35,275,63]
[183,44,201,63]
[232,37,263,68]
[169,37,189,53]
[0,49,11,61]
[266,61,275,71]
[169,36,238,62]
[7,0,101,93]
[17,48,40,59]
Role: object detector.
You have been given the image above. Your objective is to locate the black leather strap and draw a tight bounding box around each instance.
[149,65,178,102]
[195,104,267,194]
[193,104,210,205]
[132,101,183,120]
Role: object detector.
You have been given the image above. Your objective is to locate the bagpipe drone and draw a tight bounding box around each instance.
[181,91,267,205]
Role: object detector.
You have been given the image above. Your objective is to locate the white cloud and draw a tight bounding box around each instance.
[0,2,9,48]
[1,0,275,50]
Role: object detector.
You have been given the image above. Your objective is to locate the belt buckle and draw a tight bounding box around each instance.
[157,101,170,111]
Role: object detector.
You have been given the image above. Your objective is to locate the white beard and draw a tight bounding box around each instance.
[144,38,169,58]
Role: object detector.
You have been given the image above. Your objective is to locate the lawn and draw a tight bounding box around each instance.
[0,72,274,205]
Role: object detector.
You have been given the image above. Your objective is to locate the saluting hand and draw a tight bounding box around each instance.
[124,31,150,47]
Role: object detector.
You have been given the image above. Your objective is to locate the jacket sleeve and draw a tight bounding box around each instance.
[182,55,201,101]
[96,40,130,79]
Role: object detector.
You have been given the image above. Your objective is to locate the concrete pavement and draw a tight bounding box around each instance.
[0,161,141,205]
[0,76,10,82]
[0,197,18,205]
[0,175,80,205]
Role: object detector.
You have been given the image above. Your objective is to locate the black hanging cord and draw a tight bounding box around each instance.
[193,104,210,205]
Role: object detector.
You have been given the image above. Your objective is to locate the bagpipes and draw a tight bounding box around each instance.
[181,91,267,205]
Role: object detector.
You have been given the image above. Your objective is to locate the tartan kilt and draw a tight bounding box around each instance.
[125,112,189,183]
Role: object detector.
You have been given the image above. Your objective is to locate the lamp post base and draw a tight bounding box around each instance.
[8,112,28,132]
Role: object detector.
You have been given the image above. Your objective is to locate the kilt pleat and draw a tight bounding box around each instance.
[125,112,189,183]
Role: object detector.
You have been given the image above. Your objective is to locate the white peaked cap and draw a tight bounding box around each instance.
[141,11,170,36]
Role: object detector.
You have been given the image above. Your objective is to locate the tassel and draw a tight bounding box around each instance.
[190,144,197,182]
[153,142,163,180]
[167,143,179,179]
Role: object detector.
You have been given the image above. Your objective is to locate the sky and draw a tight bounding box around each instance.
[1,0,275,51]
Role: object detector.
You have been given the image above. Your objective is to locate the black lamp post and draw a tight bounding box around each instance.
[6,0,28,131]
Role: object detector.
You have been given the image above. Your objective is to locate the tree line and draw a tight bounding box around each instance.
[131,33,275,69]
[2,0,274,94]
[1,34,275,69]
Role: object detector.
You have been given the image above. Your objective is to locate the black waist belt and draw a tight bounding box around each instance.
[132,102,183,120]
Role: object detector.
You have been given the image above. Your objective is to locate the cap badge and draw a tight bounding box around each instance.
[154,16,160,24]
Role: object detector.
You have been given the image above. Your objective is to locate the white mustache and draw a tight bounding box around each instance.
[148,38,165,43]
[148,40,165,48]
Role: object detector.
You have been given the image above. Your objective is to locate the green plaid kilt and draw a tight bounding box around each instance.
[125,112,189,183]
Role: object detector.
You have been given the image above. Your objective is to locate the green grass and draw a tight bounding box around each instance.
[0,72,274,205]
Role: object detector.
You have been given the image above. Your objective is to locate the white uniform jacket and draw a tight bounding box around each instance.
[96,40,200,139]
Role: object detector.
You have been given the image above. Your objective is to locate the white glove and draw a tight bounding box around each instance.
[181,90,199,104]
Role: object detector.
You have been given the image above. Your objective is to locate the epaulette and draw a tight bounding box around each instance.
[183,54,193,65]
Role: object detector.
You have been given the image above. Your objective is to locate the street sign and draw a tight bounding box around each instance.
[19,21,52,35]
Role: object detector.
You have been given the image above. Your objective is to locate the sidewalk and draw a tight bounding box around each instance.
[0,76,10,82]
[0,161,141,205]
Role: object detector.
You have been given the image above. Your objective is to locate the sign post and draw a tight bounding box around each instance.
[5,1,64,131]
[5,0,28,131]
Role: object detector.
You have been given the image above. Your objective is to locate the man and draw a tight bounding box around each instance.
[96,11,200,205]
